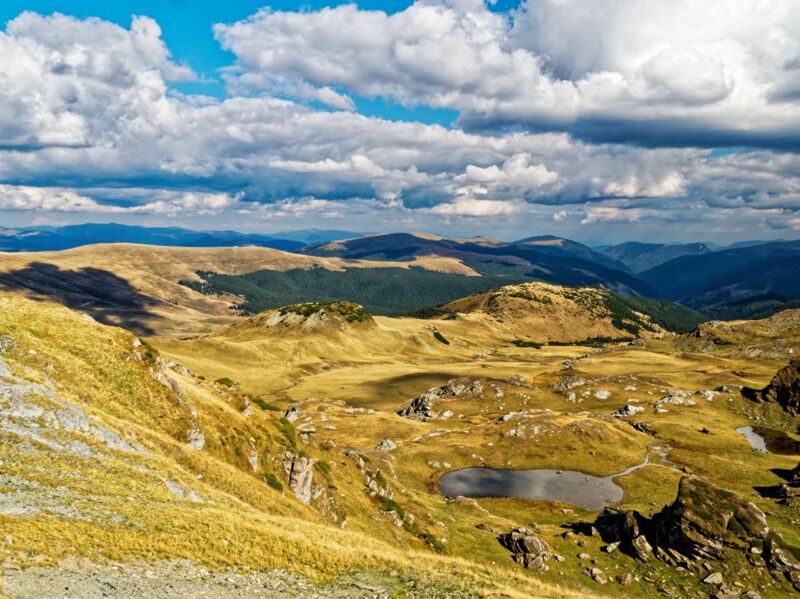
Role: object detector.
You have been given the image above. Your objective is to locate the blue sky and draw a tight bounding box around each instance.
[0,1,798,243]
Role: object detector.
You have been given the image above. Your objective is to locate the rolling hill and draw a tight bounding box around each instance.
[598,241,712,273]
[306,232,651,295]
[0,244,477,337]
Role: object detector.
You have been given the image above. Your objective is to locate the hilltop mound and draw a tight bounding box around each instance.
[430,282,663,343]
[676,308,800,359]
[233,301,374,335]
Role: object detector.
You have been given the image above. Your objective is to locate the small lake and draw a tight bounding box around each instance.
[737,426,800,455]
[438,459,649,511]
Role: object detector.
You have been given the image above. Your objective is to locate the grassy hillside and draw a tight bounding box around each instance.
[306,232,654,295]
[411,284,706,335]
[182,266,527,316]
[700,294,800,321]
[0,244,477,337]
[0,291,590,598]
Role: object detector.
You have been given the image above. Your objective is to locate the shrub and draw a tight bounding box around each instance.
[250,396,280,411]
[264,472,283,491]
[433,330,450,345]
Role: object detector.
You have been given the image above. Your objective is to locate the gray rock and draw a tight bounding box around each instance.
[703,572,724,586]
[613,404,645,418]
[283,452,315,505]
[375,439,397,452]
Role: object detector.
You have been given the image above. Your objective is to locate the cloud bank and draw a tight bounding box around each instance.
[0,4,798,242]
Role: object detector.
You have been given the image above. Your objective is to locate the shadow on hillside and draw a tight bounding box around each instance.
[0,262,163,336]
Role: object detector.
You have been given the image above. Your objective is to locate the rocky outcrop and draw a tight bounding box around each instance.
[777,463,800,505]
[282,452,315,505]
[397,392,436,421]
[583,477,799,592]
[397,378,484,421]
[498,527,555,571]
[751,358,800,415]
[613,404,645,418]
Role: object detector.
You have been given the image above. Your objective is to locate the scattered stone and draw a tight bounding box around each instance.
[594,389,611,400]
[375,439,397,452]
[616,573,634,586]
[590,568,609,584]
[613,404,645,418]
[703,572,724,586]
[604,542,620,553]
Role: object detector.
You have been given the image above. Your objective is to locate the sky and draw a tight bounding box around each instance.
[0,0,799,244]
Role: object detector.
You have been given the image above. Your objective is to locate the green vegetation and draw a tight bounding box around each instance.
[700,294,800,321]
[137,338,160,366]
[215,377,236,388]
[511,339,542,348]
[615,293,707,332]
[250,396,281,411]
[433,330,450,345]
[264,472,284,491]
[180,266,525,316]
[274,417,297,452]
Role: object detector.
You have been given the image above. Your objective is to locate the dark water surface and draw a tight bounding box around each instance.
[439,459,649,511]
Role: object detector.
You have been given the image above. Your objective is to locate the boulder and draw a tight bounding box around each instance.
[753,358,800,415]
[498,528,552,571]
[397,392,436,421]
[375,439,397,452]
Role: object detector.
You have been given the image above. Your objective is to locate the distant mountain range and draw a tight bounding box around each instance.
[0,223,363,252]
[305,232,650,296]
[2,223,797,320]
[638,240,800,317]
[597,241,712,273]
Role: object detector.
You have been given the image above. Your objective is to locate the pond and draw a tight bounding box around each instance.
[737,426,800,455]
[438,458,650,511]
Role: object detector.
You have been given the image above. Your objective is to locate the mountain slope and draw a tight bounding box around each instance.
[0,244,477,337]
[427,282,704,341]
[599,241,712,273]
[0,291,580,598]
[307,232,653,296]
[640,240,800,307]
[514,235,630,272]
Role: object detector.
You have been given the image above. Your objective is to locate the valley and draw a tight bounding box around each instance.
[0,242,798,597]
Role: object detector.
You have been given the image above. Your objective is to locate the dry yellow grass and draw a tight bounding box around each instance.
[2,274,799,597]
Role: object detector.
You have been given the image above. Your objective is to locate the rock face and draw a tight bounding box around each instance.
[498,528,553,571]
[755,358,800,415]
[586,477,799,591]
[282,452,315,505]
[397,378,484,421]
